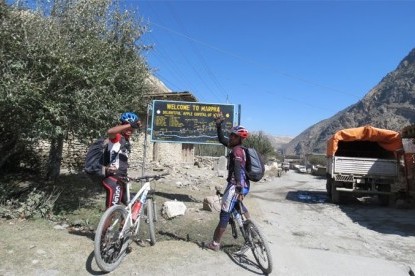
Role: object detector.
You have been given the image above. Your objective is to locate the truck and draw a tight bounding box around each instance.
[326,126,405,206]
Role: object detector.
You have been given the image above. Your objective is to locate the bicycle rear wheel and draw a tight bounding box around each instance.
[146,198,156,245]
[94,205,129,272]
[244,219,273,274]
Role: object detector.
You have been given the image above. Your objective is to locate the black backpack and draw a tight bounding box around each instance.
[243,147,265,182]
[84,138,110,177]
[84,137,126,178]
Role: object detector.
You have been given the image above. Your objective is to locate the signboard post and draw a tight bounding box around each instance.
[150,100,236,144]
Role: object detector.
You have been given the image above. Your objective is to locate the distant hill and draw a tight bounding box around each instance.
[284,47,415,156]
[251,132,292,152]
[268,134,293,152]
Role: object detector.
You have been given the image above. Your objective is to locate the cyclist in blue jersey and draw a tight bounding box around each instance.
[206,114,251,251]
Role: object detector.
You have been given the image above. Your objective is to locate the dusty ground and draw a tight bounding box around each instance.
[1,167,415,275]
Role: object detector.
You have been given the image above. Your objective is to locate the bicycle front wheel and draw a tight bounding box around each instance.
[146,198,156,245]
[244,219,273,274]
[94,205,129,272]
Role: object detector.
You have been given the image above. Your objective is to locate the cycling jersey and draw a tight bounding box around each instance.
[102,133,131,177]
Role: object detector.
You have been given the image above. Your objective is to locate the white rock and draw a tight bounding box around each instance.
[162,201,187,219]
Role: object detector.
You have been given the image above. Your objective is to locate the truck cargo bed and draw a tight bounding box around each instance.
[328,156,398,177]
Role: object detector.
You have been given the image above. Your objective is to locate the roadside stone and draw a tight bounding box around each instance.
[53,224,68,230]
[162,200,187,219]
[203,196,221,212]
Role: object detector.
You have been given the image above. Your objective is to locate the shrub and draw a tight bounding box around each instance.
[0,179,61,220]
[195,144,225,157]
[244,131,275,162]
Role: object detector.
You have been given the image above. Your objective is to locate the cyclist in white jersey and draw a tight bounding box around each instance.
[101,112,141,209]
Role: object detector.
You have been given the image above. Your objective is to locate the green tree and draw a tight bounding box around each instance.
[243,131,275,162]
[1,0,151,180]
[195,144,225,157]
[307,154,326,166]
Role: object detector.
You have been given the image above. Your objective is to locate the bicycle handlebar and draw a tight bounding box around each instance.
[129,172,170,182]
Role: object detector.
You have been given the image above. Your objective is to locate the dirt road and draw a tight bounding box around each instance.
[1,171,414,275]
[254,171,415,275]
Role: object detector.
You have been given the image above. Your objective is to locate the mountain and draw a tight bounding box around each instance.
[146,74,172,93]
[284,48,415,156]
[268,135,293,152]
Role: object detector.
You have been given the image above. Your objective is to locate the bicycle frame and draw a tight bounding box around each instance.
[229,201,246,237]
[118,173,168,238]
[119,180,151,238]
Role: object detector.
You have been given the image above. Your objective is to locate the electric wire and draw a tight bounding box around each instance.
[165,1,227,101]
[150,21,361,100]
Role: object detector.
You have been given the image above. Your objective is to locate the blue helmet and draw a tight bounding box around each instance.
[119,112,140,124]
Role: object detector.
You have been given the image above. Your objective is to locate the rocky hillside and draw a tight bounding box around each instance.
[267,134,293,152]
[146,74,172,93]
[284,47,415,156]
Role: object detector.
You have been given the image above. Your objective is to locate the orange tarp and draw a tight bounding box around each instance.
[326,125,403,156]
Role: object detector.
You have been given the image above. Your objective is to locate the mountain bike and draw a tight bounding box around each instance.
[217,190,273,274]
[94,172,169,272]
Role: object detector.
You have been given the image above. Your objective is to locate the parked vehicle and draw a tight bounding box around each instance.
[297,165,307,173]
[326,126,404,206]
[282,162,290,172]
[312,165,326,176]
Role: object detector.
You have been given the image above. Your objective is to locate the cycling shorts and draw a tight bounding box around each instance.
[221,183,249,213]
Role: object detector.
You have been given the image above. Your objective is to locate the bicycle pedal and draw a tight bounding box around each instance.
[234,244,249,256]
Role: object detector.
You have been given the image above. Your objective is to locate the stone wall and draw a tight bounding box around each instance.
[36,134,195,174]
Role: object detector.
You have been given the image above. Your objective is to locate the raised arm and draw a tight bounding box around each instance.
[214,114,229,147]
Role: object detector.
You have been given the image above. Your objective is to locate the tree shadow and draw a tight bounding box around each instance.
[67,227,95,241]
[155,191,201,203]
[158,230,191,242]
[49,173,105,214]
[339,203,415,237]
[285,189,415,237]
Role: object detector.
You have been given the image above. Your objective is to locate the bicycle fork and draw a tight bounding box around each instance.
[230,217,248,241]
[239,221,254,248]
[230,217,238,239]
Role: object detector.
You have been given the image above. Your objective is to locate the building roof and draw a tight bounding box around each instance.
[145,91,198,102]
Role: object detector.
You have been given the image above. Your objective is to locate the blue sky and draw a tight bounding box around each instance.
[125,0,415,137]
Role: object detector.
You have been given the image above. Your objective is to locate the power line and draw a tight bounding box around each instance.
[150,22,361,100]
[165,2,226,101]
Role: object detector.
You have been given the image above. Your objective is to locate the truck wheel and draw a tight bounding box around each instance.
[326,179,332,197]
[331,181,341,204]
[378,195,390,206]
[378,185,391,207]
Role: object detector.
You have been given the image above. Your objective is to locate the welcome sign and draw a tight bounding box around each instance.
[150,100,236,144]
